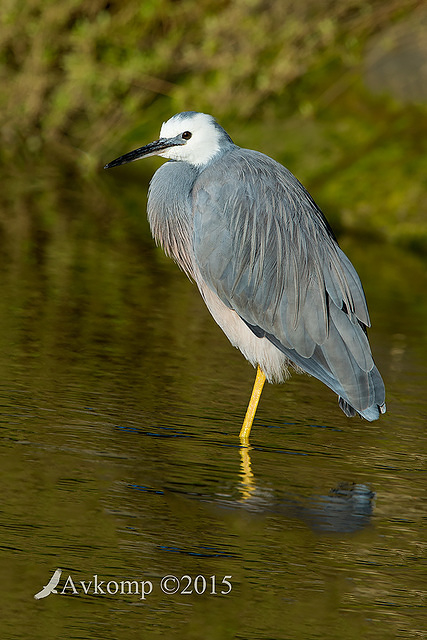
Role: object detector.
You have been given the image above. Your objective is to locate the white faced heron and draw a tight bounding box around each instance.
[105,111,386,441]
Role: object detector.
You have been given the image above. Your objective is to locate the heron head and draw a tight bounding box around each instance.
[104,112,234,170]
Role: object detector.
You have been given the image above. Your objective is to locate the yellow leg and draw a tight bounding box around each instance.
[239,366,266,442]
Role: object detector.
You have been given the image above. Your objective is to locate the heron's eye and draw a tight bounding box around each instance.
[182,131,192,140]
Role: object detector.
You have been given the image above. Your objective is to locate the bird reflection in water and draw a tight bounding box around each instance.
[237,443,375,534]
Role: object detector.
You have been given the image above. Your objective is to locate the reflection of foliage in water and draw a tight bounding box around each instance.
[0,169,425,423]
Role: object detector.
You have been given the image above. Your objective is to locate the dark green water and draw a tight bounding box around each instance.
[0,170,426,640]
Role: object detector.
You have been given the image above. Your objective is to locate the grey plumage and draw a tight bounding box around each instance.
[106,112,386,422]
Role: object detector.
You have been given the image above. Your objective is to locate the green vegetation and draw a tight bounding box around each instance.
[0,0,426,251]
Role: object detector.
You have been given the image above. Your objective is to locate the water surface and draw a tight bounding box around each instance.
[0,173,426,640]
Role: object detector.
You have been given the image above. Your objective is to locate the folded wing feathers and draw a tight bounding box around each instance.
[193,148,384,416]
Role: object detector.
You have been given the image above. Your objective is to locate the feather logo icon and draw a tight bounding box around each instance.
[34,568,62,599]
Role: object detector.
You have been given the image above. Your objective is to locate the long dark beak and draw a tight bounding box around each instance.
[104,137,183,169]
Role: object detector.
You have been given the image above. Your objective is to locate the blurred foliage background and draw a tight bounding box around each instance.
[0,0,426,252]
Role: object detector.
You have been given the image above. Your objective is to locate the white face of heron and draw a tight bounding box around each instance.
[158,112,230,167]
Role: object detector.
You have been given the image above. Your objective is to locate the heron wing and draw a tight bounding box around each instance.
[192,148,384,415]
